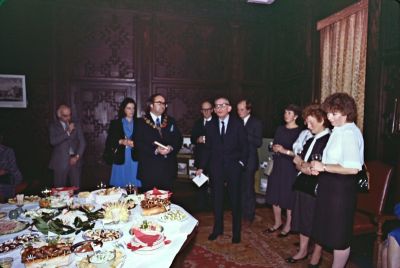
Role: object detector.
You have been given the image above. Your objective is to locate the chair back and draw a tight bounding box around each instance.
[356,160,393,216]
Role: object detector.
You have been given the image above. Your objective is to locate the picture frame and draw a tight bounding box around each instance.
[0,74,27,108]
[177,162,188,175]
[188,159,195,168]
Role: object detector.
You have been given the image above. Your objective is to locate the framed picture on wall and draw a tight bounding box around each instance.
[0,74,27,108]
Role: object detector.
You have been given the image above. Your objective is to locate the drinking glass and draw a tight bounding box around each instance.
[268,141,274,152]
[311,153,322,161]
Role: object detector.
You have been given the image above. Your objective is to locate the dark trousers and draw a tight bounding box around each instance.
[241,167,257,221]
[211,167,242,239]
[53,163,81,189]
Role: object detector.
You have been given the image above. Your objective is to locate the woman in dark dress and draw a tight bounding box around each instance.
[265,104,302,237]
[311,93,364,268]
[286,104,330,266]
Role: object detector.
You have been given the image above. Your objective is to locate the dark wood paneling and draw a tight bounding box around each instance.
[152,84,226,134]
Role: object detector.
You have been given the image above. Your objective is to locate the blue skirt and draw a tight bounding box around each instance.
[110,148,142,188]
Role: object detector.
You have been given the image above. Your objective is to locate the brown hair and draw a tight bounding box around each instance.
[322,92,357,122]
[302,104,330,127]
[285,104,301,118]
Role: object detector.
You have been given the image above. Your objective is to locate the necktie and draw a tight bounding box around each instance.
[156,117,161,127]
[220,121,225,140]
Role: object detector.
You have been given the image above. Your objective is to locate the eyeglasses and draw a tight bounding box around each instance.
[201,108,213,112]
[153,101,168,107]
[214,103,230,109]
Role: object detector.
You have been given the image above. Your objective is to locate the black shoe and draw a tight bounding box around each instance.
[208,233,221,241]
[232,236,241,243]
[285,254,308,263]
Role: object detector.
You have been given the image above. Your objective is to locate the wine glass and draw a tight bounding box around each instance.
[126,183,137,195]
[294,148,303,156]
[268,141,274,152]
[311,153,322,161]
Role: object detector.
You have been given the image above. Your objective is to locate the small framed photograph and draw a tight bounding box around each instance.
[188,159,195,168]
[188,169,197,178]
[183,136,191,147]
[0,74,27,108]
[177,162,188,175]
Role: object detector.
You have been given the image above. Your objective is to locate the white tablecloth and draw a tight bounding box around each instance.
[0,202,198,267]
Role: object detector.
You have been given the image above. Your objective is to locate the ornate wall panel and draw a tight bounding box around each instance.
[152,84,226,134]
[56,7,135,79]
[153,17,230,81]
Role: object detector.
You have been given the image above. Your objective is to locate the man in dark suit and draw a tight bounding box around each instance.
[49,104,86,188]
[135,93,182,192]
[196,97,248,243]
[237,99,263,226]
[190,100,215,211]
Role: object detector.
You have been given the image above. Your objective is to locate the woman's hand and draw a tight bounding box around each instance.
[119,138,134,147]
[293,155,302,165]
[272,144,283,153]
[310,160,324,175]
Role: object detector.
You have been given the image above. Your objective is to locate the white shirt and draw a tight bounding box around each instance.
[243,114,250,126]
[322,122,364,170]
[204,116,212,126]
[219,115,229,134]
[292,129,313,155]
[150,112,161,125]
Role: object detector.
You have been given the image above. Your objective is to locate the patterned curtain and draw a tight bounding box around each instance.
[319,2,368,131]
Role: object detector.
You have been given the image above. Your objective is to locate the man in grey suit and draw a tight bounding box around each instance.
[49,104,86,189]
[237,99,263,227]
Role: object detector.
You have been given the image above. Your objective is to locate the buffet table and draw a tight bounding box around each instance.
[0,201,198,268]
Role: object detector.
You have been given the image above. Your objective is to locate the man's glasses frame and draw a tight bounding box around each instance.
[214,103,230,110]
[153,101,168,107]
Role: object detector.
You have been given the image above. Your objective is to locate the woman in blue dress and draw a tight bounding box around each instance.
[103,97,142,188]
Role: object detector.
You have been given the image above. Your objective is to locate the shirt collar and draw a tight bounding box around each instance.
[150,112,161,123]
[314,128,330,139]
[243,114,250,125]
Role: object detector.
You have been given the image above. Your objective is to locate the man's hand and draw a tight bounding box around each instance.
[69,155,79,166]
[157,145,172,155]
[195,169,203,176]
[196,136,206,144]
[67,122,75,134]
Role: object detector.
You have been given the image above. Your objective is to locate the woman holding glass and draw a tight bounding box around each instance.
[264,104,302,237]
[103,97,142,188]
[286,104,330,265]
[310,93,364,268]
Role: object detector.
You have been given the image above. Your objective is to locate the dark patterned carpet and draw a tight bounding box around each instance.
[182,207,360,268]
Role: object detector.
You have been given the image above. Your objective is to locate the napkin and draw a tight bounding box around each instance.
[132,228,161,246]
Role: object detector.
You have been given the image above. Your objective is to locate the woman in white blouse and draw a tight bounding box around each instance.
[311,93,364,268]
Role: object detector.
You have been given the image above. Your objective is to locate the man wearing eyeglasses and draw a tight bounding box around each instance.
[190,100,216,211]
[49,104,86,188]
[196,97,248,243]
[135,93,182,192]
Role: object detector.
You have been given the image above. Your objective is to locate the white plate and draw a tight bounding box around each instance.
[130,235,165,253]
[83,229,123,243]
[159,209,188,222]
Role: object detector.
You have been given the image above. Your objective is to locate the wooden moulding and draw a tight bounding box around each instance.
[317,0,368,31]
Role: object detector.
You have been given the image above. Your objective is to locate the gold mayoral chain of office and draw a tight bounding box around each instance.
[143,115,168,136]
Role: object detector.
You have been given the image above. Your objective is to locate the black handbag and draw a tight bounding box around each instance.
[292,173,318,197]
[355,164,370,193]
